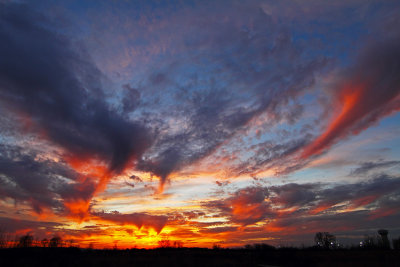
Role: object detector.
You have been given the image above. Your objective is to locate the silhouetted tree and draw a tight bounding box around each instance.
[18,234,33,248]
[212,243,222,250]
[314,232,336,249]
[244,244,253,250]
[41,238,49,247]
[67,239,75,247]
[252,243,275,251]
[158,238,171,248]
[173,240,183,248]
[0,229,5,248]
[49,236,62,248]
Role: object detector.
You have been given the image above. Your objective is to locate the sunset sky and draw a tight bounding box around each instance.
[1,0,400,249]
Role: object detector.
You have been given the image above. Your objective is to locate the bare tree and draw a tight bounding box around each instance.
[49,236,62,248]
[173,240,183,248]
[41,238,49,247]
[158,237,171,248]
[68,239,75,247]
[0,228,5,248]
[213,243,222,250]
[18,234,33,248]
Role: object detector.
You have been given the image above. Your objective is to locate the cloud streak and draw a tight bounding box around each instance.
[301,36,400,159]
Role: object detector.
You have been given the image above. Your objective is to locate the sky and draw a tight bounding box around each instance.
[0,0,400,249]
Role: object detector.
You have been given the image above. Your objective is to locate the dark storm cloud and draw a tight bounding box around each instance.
[350,160,400,176]
[0,216,112,240]
[312,174,400,213]
[0,3,151,173]
[269,183,317,208]
[136,3,327,183]
[0,144,74,213]
[0,216,62,235]
[121,84,141,114]
[0,144,100,214]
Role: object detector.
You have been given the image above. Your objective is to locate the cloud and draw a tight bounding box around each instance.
[93,211,168,233]
[0,216,113,242]
[0,216,62,236]
[0,144,110,219]
[232,137,311,177]
[204,186,274,226]
[0,3,154,216]
[307,174,400,214]
[121,84,141,114]
[182,211,205,220]
[134,2,327,184]
[301,36,400,159]
[199,226,238,234]
[203,175,400,227]
[0,2,152,174]
[350,160,400,176]
[0,144,76,214]
[269,183,317,208]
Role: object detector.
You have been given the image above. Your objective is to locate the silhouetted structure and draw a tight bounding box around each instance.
[378,229,390,249]
[393,237,400,250]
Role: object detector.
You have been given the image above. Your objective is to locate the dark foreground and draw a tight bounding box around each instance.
[1,247,399,267]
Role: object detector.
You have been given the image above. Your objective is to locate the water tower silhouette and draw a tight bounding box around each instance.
[378,229,390,249]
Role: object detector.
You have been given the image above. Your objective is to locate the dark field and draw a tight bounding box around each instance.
[1,247,399,267]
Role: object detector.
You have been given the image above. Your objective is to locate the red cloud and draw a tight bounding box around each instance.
[301,37,400,159]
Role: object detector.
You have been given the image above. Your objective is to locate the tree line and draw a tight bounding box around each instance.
[1,228,400,250]
[0,231,73,249]
[314,229,400,250]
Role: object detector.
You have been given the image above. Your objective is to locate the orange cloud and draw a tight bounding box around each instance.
[309,204,332,215]
[93,211,168,234]
[301,37,400,159]
[62,156,113,220]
